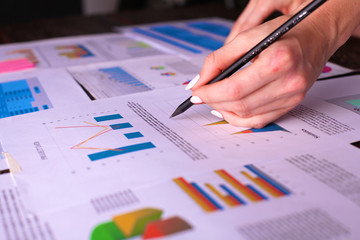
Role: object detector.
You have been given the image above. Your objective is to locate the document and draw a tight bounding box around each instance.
[0,83,359,239]
[68,55,201,99]
[0,68,90,119]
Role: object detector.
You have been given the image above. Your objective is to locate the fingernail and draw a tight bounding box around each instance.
[211,110,223,119]
[185,74,200,90]
[190,96,203,104]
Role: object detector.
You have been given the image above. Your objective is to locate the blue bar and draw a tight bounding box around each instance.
[220,184,246,205]
[94,114,123,122]
[246,185,268,200]
[88,142,156,161]
[191,183,223,210]
[133,27,202,54]
[250,123,287,133]
[245,165,291,195]
[110,123,133,130]
[150,25,223,51]
[124,132,144,139]
[187,22,230,37]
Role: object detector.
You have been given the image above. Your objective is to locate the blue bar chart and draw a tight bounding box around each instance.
[187,21,230,37]
[99,67,151,95]
[0,78,52,119]
[174,165,291,213]
[150,25,223,51]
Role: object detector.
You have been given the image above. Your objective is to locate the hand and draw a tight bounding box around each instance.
[188,15,331,128]
[226,0,307,44]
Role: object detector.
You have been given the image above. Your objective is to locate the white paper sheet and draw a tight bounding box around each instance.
[117,18,233,59]
[0,84,359,217]
[0,68,90,119]
[68,55,200,99]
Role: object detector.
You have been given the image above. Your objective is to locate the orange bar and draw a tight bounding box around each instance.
[205,183,241,207]
[216,170,263,202]
[241,171,284,197]
[174,178,218,212]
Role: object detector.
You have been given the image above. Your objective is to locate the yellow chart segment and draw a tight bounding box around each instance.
[241,171,284,197]
[205,183,239,207]
[174,178,215,212]
[215,170,262,202]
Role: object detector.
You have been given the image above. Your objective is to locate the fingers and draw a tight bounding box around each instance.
[212,107,294,129]
[187,18,286,92]
[192,36,302,104]
[226,0,275,44]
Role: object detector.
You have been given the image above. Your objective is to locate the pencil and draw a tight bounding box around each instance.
[170,0,327,118]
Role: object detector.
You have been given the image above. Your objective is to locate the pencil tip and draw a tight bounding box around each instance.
[170,108,182,118]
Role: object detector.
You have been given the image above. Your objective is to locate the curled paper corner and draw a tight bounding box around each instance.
[1,152,22,174]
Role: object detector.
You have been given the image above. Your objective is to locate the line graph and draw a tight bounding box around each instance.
[55,113,156,161]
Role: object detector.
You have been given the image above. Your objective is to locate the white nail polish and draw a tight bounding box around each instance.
[190,96,203,104]
[211,110,224,119]
[185,74,200,90]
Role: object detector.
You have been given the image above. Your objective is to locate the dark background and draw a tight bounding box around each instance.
[0,0,359,69]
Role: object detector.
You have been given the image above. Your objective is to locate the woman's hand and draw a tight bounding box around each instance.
[187,15,331,128]
[226,0,307,44]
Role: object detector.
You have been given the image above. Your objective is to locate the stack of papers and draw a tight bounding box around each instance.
[0,18,359,240]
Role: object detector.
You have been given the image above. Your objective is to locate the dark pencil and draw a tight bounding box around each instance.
[170,0,327,118]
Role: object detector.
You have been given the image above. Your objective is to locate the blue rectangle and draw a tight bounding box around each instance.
[124,132,144,139]
[245,165,291,195]
[133,27,202,54]
[150,25,223,51]
[88,142,156,161]
[94,114,123,122]
[246,184,268,200]
[187,21,230,37]
[110,123,133,130]
[220,184,246,205]
[191,183,223,210]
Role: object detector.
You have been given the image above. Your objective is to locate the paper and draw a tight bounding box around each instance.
[68,55,200,99]
[118,18,233,59]
[0,81,359,239]
[0,68,90,119]
[0,17,359,240]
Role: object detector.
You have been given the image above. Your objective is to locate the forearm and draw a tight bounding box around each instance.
[303,0,360,57]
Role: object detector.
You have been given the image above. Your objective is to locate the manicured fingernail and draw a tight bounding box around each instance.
[211,110,223,119]
[185,74,200,90]
[190,96,203,104]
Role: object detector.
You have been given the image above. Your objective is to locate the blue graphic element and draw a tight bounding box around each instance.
[187,21,230,37]
[110,123,133,130]
[77,44,94,57]
[99,67,151,92]
[246,185,268,200]
[245,165,291,195]
[220,184,247,205]
[191,182,223,210]
[250,123,287,133]
[124,132,144,139]
[0,78,52,119]
[88,142,156,161]
[94,114,123,122]
[150,25,223,51]
[133,27,202,54]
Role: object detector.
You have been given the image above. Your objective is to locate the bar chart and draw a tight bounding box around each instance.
[0,77,52,118]
[187,21,230,37]
[56,113,156,161]
[205,121,288,135]
[174,165,291,213]
[56,44,94,59]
